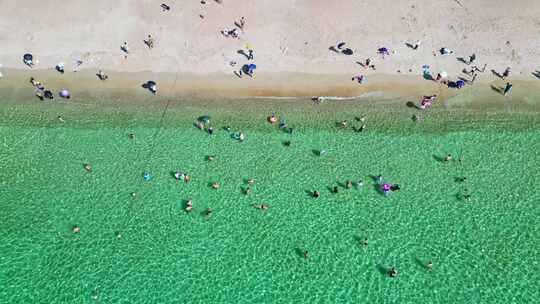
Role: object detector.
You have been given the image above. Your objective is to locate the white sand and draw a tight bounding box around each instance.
[0,0,539,96]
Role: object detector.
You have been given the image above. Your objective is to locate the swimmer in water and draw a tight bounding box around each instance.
[346,180,353,189]
[267,114,278,124]
[185,200,193,213]
[427,261,433,271]
[211,182,220,189]
[388,267,398,278]
[382,183,392,196]
[253,203,270,210]
[361,238,368,246]
[313,190,320,198]
[444,154,453,162]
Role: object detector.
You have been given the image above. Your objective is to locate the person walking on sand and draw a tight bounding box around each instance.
[144,35,154,49]
[503,82,513,96]
[121,42,129,57]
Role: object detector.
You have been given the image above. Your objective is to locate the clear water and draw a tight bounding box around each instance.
[0,99,538,303]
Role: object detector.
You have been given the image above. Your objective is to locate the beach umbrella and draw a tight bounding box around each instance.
[247,64,257,70]
[439,71,448,78]
[456,80,465,88]
[23,53,33,66]
[146,80,157,93]
[59,89,70,99]
[198,115,211,124]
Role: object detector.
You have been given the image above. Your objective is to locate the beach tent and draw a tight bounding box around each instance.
[59,89,70,99]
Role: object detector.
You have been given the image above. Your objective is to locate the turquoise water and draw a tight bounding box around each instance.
[0,99,539,303]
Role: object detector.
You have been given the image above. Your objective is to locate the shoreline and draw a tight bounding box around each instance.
[1,68,540,109]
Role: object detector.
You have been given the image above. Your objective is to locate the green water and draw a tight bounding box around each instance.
[0,99,539,303]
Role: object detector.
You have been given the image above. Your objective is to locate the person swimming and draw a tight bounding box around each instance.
[185,200,193,213]
[253,204,270,210]
[381,183,392,196]
[313,191,320,198]
[174,171,184,181]
[267,114,278,124]
[388,267,398,278]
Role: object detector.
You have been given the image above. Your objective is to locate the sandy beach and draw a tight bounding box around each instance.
[1,0,540,98]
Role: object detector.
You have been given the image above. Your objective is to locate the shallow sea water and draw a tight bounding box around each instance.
[0,98,539,303]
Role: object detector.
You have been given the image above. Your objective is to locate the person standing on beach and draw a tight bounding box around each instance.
[503,82,513,96]
[412,40,422,50]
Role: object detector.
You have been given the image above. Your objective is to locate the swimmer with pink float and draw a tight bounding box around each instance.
[377,175,401,196]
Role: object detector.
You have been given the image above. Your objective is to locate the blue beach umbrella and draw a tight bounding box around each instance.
[248,63,257,70]
[456,80,465,89]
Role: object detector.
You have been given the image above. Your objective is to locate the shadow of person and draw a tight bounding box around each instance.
[414,257,426,270]
[456,57,468,64]
[491,69,503,79]
[329,46,339,53]
[532,71,540,79]
[237,49,249,59]
[295,247,306,258]
[490,85,503,95]
[405,42,415,49]
[376,264,388,275]
[406,101,419,109]
[432,154,446,162]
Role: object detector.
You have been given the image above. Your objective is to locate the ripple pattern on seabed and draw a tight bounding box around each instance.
[0,102,539,304]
